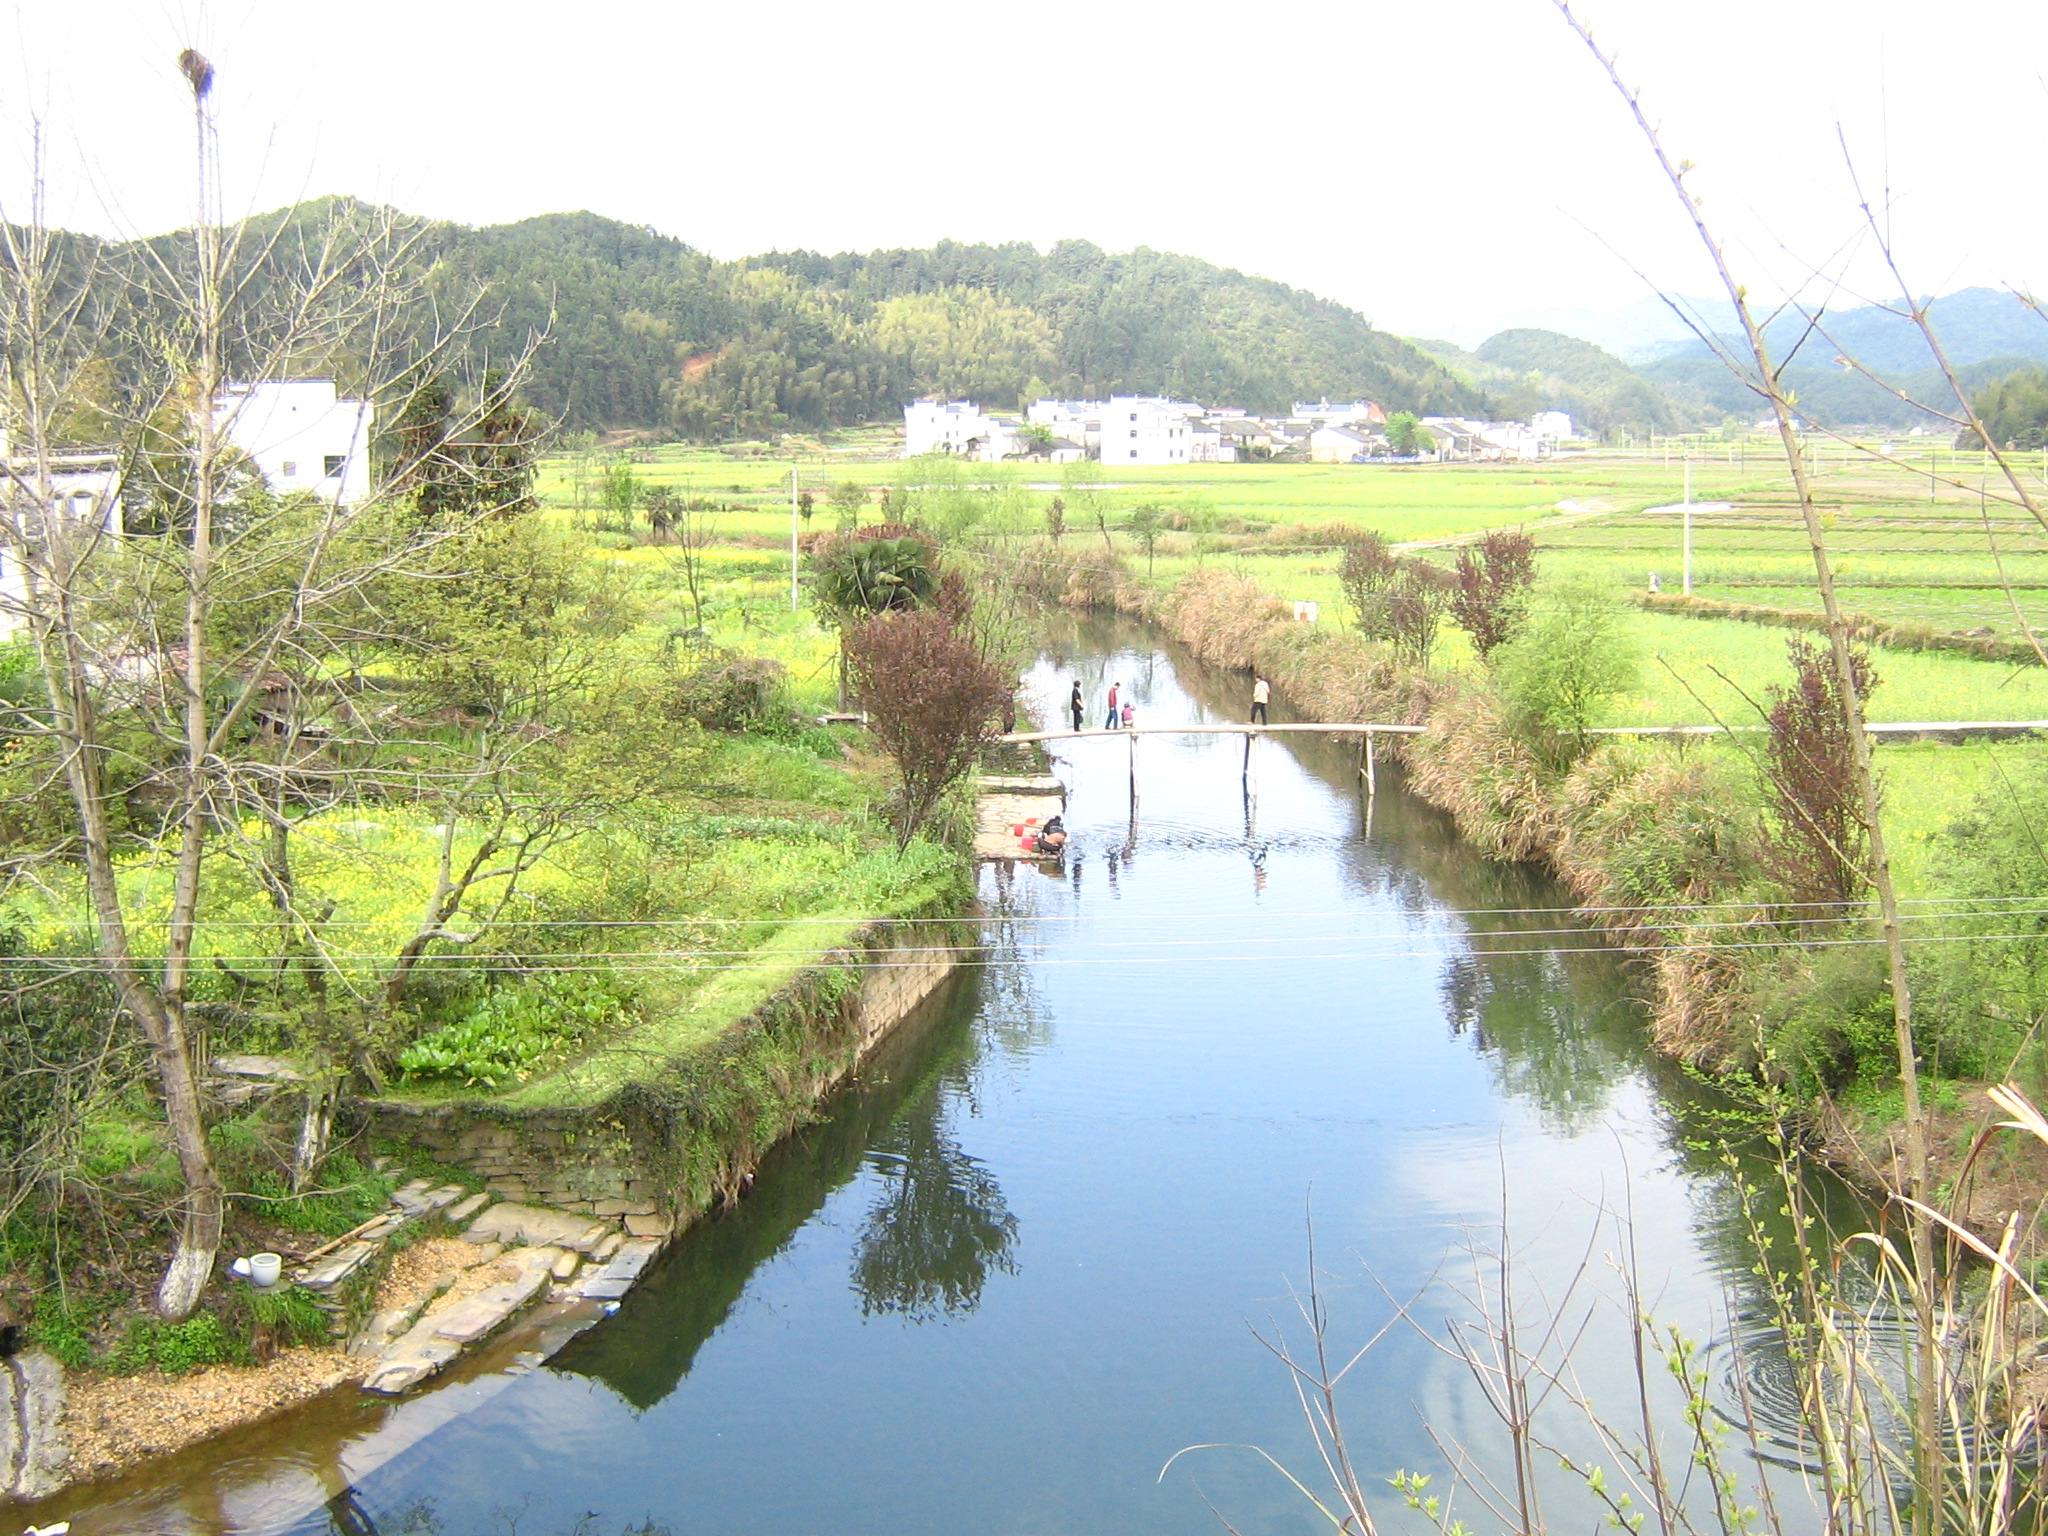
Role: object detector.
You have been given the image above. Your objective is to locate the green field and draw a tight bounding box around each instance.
[539,434,2048,903]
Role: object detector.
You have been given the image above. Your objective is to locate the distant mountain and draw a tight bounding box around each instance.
[1409,328,1682,433]
[1640,287,2048,429]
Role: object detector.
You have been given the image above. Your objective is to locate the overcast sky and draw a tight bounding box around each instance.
[4,0,2043,349]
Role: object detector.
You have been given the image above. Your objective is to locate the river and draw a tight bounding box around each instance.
[30,614,1864,1535]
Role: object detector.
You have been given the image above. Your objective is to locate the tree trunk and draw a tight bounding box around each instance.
[142,1001,223,1319]
[290,1069,338,1196]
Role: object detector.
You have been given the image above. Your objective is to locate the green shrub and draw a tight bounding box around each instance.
[25,1297,97,1370]
[236,1284,331,1350]
[107,1311,241,1375]
[1753,947,1896,1098]
[399,974,634,1088]
[1493,585,1639,767]
[662,646,787,731]
[241,1152,395,1236]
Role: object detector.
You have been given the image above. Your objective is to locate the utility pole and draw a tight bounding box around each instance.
[789,467,800,612]
[1682,451,1693,597]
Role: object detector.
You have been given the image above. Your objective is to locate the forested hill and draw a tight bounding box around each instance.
[1411,328,1681,434]
[413,213,1487,435]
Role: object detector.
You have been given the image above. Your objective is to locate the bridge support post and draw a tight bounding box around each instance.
[1127,731,1137,803]
[1361,730,1377,796]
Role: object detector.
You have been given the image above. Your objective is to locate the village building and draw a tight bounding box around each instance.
[1103,396,1196,465]
[1309,423,1374,463]
[1293,398,1387,428]
[904,399,989,457]
[215,379,374,506]
[0,438,126,638]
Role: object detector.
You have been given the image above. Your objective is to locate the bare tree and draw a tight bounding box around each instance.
[1550,8,1946,1518]
[0,55,547,1315]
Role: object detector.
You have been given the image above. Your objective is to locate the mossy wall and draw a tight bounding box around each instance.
[354,920,969,1242]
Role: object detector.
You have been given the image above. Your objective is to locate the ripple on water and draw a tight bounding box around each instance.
[1700,1306,2008,1476]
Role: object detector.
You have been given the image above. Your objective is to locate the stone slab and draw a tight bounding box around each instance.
[575,1237,662,1301]
[299,1240,378,1293]
[2,1349,68,1501]
[972,774,1065,796]
[445,1191,490,1224]
[349,1305,423,1358]
[462,1202,614,1254]
[591,1232,624,1262]
[549,1249,581,1283]
[361,1335,460,1396]
[428,1266,551,1346]
[361,1251,553,1396]
[210,1053,306,1082]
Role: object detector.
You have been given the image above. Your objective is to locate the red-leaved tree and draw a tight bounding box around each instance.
[1450,529,1537,660]
[846,608,1012,848]
[1762,637,1878,907]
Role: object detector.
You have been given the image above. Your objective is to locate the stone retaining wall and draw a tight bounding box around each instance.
[356,921,965,1240]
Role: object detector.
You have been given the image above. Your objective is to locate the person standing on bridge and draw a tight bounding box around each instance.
[1069,679,1085,732]
[1251,675,1271,726]
[1105,681,1121,729]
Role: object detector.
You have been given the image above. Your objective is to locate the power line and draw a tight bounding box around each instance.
[60,892,2048,929]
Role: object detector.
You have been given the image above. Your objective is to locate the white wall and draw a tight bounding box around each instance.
[216,380,374,505]
[904,400,988,457]
[1309,427,1366,463]
[0,457,124,638]
[1104,396,1195,465]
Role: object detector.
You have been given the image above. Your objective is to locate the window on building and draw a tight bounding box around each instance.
[281,461,298,478]
[1129,429,1137,439]
[324,454,346,478]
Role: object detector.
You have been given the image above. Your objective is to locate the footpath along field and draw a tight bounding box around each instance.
[537,436,2048,901]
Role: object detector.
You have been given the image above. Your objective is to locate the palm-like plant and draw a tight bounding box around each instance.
[809,526,942,708]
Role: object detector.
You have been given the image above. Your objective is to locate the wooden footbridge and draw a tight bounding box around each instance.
[975,716,2048,861]
[1000,721,1420,793]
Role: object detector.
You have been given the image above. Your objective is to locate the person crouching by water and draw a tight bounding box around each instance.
[1069,679,1085,732]
[1121,699,1134,729]
[1251,675,1270,726]
[1105,681,1121,729]
[1030,814,1068,855]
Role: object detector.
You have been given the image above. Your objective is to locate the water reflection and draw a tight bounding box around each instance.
[852,1100,1018,1322]
[550,969,1005,1410]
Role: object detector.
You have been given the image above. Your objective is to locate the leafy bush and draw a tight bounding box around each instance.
[1759,638,1876,907]
[24,1296,97,1370]
[662,646,787,731]
[1493,586,1639,766]
[1752,947,1896,1098]
[235,1283,331,1351]
[242,1152,395,1236]
[0,638,36,705]
[1449,529,1537,659]
[399,974,634,1088]
[1912,761,2048,1093]
[106,1311,240,1375]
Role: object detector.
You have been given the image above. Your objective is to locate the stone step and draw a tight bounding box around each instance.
[361,1251,555,1396]
[972,774,1065,796]
[299,1240,378,1293]
[462,1202,615,1255]
[575,1237,663,1302]
[391,1181,466,1219]
[445,1191,491,1225]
